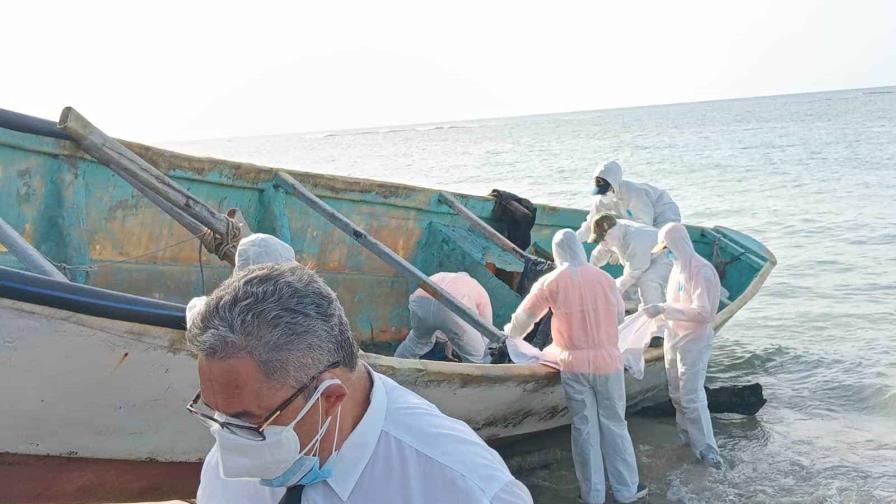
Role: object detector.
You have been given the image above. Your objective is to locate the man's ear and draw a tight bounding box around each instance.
[320,381,348,416]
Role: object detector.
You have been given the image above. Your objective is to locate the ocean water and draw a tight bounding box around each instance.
[169,87,896,503]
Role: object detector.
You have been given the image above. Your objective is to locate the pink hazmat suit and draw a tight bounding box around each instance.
[394,272,493,364]
[505,230,640,504]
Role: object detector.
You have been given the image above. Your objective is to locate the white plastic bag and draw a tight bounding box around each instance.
[506,338,560,370]
[617,311,658,380]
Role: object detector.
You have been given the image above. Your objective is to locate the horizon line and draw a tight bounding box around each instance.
[164,83,894,144]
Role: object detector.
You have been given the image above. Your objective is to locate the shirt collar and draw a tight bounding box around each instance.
[324,362,386,501]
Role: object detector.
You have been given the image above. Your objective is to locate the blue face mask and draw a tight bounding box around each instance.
[260,449,337,487]
[259,403,342,488]
[591,178,612,196]
[665,249,676,261]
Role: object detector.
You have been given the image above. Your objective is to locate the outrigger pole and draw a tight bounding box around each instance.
[57,107,242,266]
[276,172,507,346]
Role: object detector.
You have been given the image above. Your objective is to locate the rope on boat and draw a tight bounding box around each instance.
[51,231,210,274]
[48,217,243,279]
[711,236,746,282]
[199,216,242,262]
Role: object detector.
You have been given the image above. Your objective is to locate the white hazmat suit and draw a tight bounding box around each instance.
[643,223,722,466]
[577,160,681,241]
[505,230,643,504]
[185,233,296,328]
[590,219,672,314]
[394,272,492,364]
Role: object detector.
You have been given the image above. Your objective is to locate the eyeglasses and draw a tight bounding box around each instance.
[186,361,340,441]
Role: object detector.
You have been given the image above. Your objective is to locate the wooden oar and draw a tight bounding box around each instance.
[276,172,507,346]
[57,107,239,265]
[438,192,532,262]
[0,217,68,281]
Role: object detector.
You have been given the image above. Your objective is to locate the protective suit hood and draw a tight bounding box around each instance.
[593,160,623,192]
[657,223,695,261]
[235,233,296,272]
[552,229,588,267]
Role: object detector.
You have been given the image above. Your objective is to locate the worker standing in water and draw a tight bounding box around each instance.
[577,160,681,242]
[505,229,648,504]
[643,222,723,469]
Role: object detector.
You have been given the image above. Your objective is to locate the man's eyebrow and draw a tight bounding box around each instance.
[199,396,260,423]
[226,410,260,422]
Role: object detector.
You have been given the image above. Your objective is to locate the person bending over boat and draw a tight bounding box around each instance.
[394,272,493,363]
[576,160,681,243]
[642,223,723,469]
[588,214,672,347]
[504,229,647,504]
[185,263,532,503]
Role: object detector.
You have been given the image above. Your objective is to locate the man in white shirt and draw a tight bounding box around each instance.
[186,263,532,504]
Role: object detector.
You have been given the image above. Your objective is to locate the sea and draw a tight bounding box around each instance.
[167,87,896,503]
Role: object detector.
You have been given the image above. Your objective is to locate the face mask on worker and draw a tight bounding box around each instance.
[590,178,613,196]
[212,379,343,488]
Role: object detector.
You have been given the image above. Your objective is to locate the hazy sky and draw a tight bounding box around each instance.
[3,1,894,141]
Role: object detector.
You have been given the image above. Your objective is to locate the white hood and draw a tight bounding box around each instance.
[234,233,296,272]
[657,223,696,262]
[553,229,588,267]
[594,160,623,192]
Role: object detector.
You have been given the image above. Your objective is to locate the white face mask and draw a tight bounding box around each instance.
[212,378,343,486]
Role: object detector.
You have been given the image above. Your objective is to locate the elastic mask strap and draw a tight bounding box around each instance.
[331,405,342,454]
[287,378,343,429]
[300,414,332,458]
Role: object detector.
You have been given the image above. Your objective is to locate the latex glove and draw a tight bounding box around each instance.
[607,252,621,265]
[642,304,665,319]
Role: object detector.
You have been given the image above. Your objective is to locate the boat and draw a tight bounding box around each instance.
[0,108,776,502]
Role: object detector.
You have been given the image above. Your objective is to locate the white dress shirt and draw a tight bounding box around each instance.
[197,365,533,504]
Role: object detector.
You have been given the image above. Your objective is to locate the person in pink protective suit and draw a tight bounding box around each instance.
[643,223,723,468]
[504,229,647,504]
[394,272,493,364]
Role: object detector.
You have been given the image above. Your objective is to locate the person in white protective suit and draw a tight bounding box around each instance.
[576,160,681,243]
[504,229,647,504]
[588,214,672,347]
[642,223,723,468]
[394,272,493,364]
[186,233,296,327]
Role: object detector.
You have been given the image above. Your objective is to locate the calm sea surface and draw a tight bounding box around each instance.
[169,87,896,503]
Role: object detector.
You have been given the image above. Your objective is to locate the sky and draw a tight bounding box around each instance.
[2,0,894,142]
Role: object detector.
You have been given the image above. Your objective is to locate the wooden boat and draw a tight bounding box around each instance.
[0,109,776,502]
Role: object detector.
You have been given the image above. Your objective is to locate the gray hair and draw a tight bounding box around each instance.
[187,263,359,391]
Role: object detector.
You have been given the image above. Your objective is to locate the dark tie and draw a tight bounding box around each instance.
[278,485,305,504]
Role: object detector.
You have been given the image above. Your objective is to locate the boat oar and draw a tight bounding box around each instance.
[276,172,507,346]
[437,192,533,262]
[0,217,69,281]
[57,107,240,265]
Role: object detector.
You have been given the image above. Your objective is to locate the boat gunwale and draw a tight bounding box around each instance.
[0,121,582,227]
